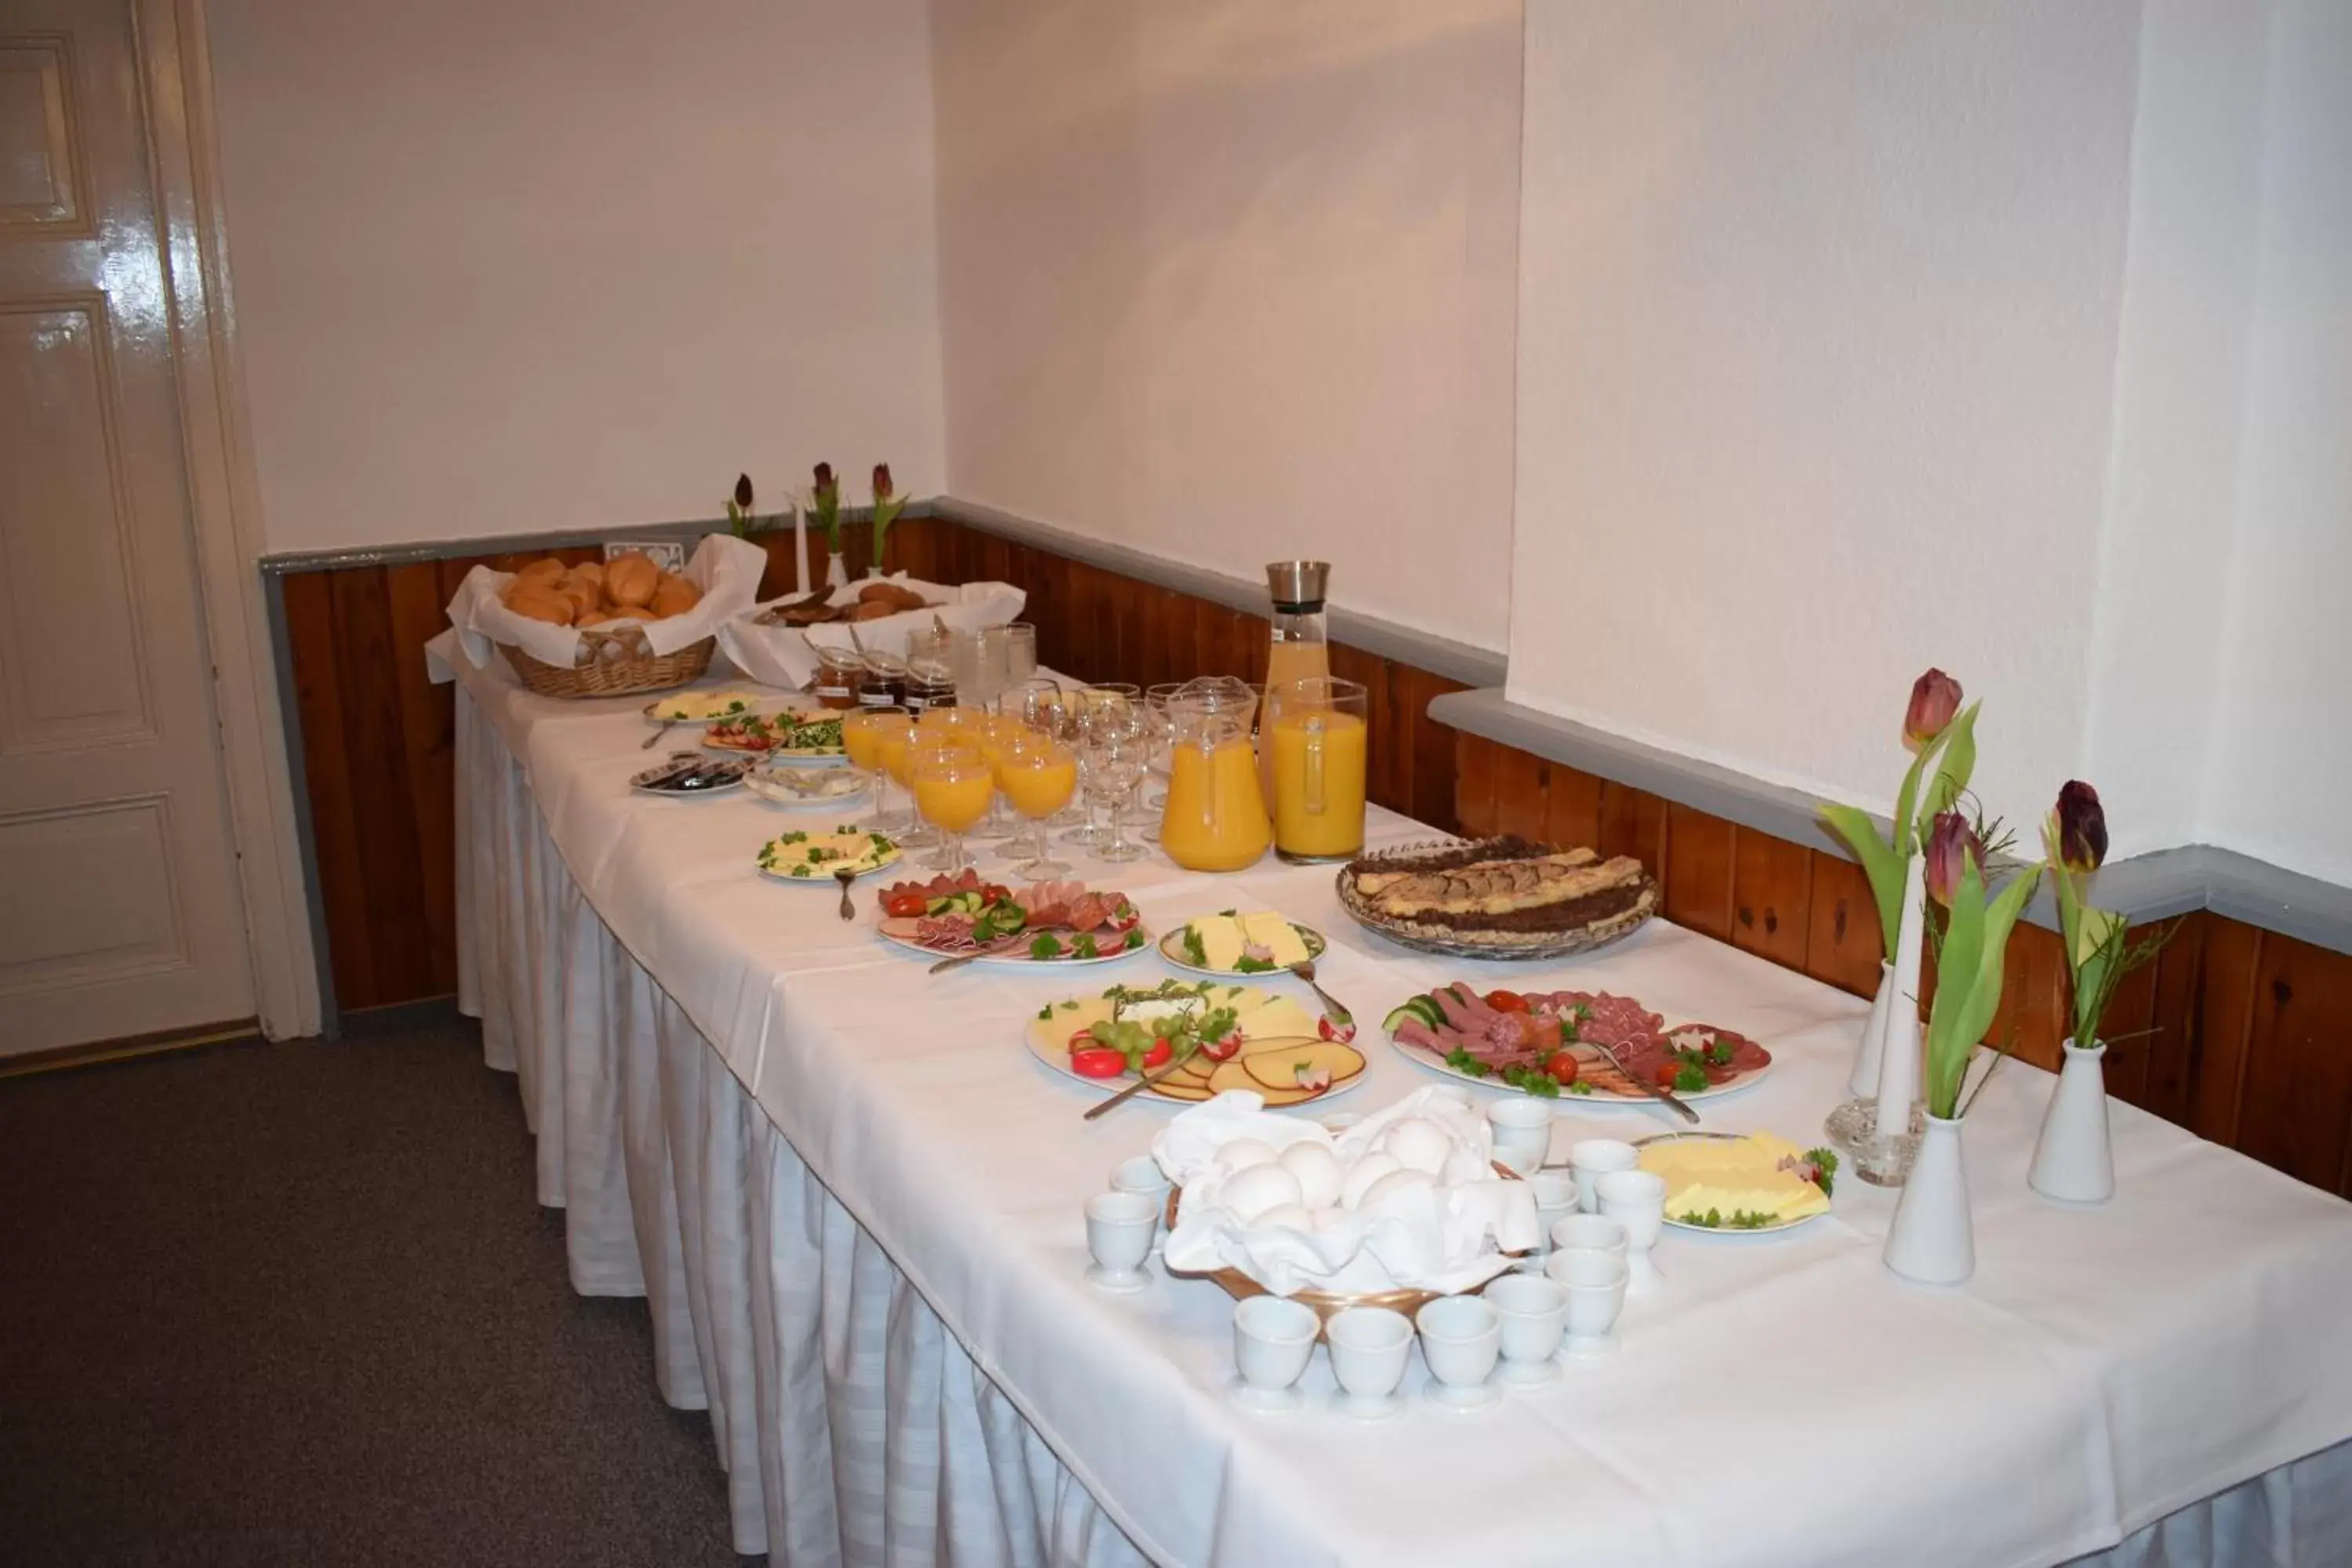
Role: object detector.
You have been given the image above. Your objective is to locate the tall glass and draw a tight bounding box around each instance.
[1265,677,1369,863]
[845,706,913,831]
[1140,682,1186,839]
[965,712,1020,841]
[1068,684,1141,850]
[912,744,994,877]
[993,623,1039,700]
[879,720,939,848]
[997,728,1078,880]
[1082,703,1151,863]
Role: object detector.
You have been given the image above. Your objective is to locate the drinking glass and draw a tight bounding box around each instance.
[1081,706,1151,863]
[1015,679,1087,831]
[885,726,960,850]
[997,728,1078,879]
[1140,682,1185,836]
[911,740,993,874]
[964,713,1021,841]
[993,623,1039,699]
[846,706,914,831]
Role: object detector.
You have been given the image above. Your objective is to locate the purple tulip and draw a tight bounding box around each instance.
[812,462,836,496]
[873,463,894,502]
[2055,781,2107,873]
[1904,669,1963,750]
[1924,810,1981,907]
[733,473,753,510]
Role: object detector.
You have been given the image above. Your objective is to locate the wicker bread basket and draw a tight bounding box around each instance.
[1162,1163,1526,1336]
[503,624,714,699]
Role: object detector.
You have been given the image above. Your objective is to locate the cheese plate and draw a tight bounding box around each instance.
[1157,911,1327,976]
[1635,1131,1836,1233]
[755,826,900,883]
[1024,979,1367,1106]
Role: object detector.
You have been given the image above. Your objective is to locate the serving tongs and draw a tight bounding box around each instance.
[1585,1039,1702,1125]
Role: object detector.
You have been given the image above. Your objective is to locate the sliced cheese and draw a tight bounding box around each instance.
[1194,916,1249,971]
[1230,996,1319,1050]
[1640,1133,1828,1224]
[1239,911,1311,967]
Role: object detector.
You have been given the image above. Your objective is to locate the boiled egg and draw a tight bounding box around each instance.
[1219,1162,1304,1225]
[1278,1142,1345,1210]
[1252,1202,1316,1235]
[1218,1137,1280,1174]
[1355,1167,1436,1221]
[1379,1118,1452,1177]
[1338,1152,1403,1209]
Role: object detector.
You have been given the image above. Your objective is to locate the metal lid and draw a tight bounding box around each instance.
[1265,560,1330,611]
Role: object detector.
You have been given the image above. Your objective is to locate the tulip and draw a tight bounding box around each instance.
[2055,781,2107,873]
[1924,810,1981,907]
[812,461,836,498]
[733,473,753,510]
[873,463,894,502]
[1904,669,1962,750]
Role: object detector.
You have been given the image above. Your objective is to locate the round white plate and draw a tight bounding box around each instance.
[1156,921,1328,977]
[877,923,1152,967]
[1022,988,1367,1108]
[642,691,775,726]
[754,828,902,884]
[628,757,749,797]
[1635,1131,1831,1235]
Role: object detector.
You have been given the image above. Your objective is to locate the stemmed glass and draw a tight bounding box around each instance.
[1018,679,1088,834]
[845,706,913,831]
[996,727,1078,880]
[880,720,939,848]
[965,712,1020,841]
[1140,683,1185,839]
[1081,705,1151,863]
[1065,684,1140,850]
[911,742,994,876]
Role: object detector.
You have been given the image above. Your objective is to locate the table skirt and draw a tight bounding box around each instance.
[451,689,2350,1566]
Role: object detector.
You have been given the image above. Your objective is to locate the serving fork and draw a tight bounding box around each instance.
[1585,1038,1701,1124]
[1285,957,1352,1036]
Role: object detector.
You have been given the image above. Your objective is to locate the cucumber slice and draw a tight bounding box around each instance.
[1384,996,1440,1036]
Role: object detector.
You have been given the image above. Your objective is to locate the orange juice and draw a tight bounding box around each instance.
[843,710,902,773]
[1160,736,1272,872]
[1270,708,1367,861]
[1265,637,1330,695]
[998,750,1077,819]
[914,768,995,833]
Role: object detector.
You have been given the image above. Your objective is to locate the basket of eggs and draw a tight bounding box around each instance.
[498,553,713,698]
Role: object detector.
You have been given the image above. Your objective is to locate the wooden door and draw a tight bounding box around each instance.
[0,0,256,1054]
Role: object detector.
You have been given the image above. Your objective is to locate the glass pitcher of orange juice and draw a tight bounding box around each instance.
[1159,677,1272,872]
[1266,677,1368,863]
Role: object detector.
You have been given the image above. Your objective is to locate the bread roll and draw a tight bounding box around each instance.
[648,574,701,619]
[575,609,616,628]
[857,582,900,603]
[557,578,601,618]
[848,599,898,622]
[506,586,575,626]
[516,557,568,587]
[605,554,659,607]
[567,561,605,594]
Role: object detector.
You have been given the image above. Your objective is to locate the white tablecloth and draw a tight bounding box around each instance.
[438,638,2352,1566]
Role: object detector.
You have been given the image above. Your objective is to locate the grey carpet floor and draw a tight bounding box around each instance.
[0,1008,753,1567]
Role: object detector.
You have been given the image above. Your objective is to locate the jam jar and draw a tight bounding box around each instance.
[813,648,863,710]
[856,653,909,708]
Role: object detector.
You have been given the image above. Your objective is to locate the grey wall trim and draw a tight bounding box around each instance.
[930,498,1511,690]
[261,569,343,1040]
[1431,687,2352,956]
[257,501,943,576]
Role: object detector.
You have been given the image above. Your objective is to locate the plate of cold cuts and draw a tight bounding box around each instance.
[1381,982,1773,1103]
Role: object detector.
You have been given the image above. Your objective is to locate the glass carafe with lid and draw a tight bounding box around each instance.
[1158,677,1271,872]
[1264,561,1333,696]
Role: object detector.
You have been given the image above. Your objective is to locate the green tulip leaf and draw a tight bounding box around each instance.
[1820,803,1904,953]
[1920,702,1980,827]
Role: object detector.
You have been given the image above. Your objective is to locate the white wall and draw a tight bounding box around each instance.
[927,0,1523,653]
[2199,2,2352,887]
[209,0,946,553]
[1510,0,2142,833]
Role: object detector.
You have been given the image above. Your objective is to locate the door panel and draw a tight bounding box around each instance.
[0,1,254,1053]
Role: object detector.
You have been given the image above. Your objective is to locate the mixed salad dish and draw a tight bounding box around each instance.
[706,711,846,757]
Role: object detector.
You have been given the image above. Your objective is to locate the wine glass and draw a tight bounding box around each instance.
[1082,705,1151,863]
[964,712,1020,841]
[1141,682,1185,837]
[911,742,995,877]
[997,727,1078,880]
[845,706,913,831]
[880,720,942,848]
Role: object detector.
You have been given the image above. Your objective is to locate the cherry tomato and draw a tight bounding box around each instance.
[1656,1062,1682,1090]
[1141,1039,1174,1070]
[1198,1033,1241,1062]
[981,884,1011,906]
[1544,1051,1579,1087]
[1485,989,1528,1013]
[1069,1047,1127,1079]
[1318,1015,1359,1044]
[884,891,929,919]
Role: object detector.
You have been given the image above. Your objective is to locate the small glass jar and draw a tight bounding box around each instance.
[857,653,908,709]
[905,656,957,714]
[813,648,862,710]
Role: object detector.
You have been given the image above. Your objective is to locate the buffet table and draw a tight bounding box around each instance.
[434,641,2352,1567]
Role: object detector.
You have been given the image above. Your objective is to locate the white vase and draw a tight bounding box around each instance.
[825,550,849,591]
[2028,1038,2115,1204]
[1824,961,1896,1149]
[1884,1113,1973,1285]
[1857,855,1928,1185]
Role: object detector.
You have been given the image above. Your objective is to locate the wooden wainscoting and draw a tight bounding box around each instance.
[1454,731,2352,1198]
[277,517,1463,1014]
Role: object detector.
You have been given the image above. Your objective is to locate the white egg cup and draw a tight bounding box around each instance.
[1486,1098,1554,1174]
[1415,1295,1502,1413]
[1325,1305,1414,1421]
[1550,1247,1629,1358]
[1232,1295,1320,1412]
[1109,1155,1171,1243]
[1549,1212,1628,1260]
[1484,1274,1570,1385]
[1084,1190,1158,1294]
[1569,1138,1639,1214]
[1595,1168,1667,1298]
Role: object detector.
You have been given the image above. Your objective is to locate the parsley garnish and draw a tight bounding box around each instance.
[1123,929,1144,950]
[1443,1047,1492,1079]
[1499,1063,1562,1098]
[1036,1003,1054,1021]
[1232,956,1276,974]
[1029,933,1063,960]
[1686,1209,1775,1230]
[1073,934,1099,960]
[1802,1146,1839,1197]
[1672,1062,1708,1093]
[1181,926,1208,966]
[1566,1080,1594,1096]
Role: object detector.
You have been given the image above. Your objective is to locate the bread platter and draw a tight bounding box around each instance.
[1335,836,1658,960]
[1383,982,1773,1103]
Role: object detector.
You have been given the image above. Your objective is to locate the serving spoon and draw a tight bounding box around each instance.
[834,866,858,921]
[1285,957,1352,1035]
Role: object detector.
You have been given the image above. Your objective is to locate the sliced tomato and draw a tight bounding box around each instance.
[1069,1047,1127,1079]
[981,884,1011,906]
[1198,1033,1241,1062]
[1544,1051,1580,1087]
[1484,989,1528,1013]
[1317,1015,1358,1044]
[883,891,929,919]
[1141,1039,1174,1070]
